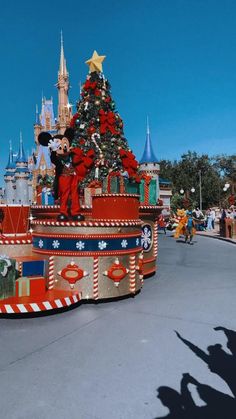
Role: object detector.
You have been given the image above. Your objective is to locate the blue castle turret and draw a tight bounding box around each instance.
[140,117,158,164]
[14,132,30,204]
[4,141,16,204]
[139,118,160,202]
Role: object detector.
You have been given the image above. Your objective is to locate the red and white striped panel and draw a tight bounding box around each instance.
[0,293,81,314]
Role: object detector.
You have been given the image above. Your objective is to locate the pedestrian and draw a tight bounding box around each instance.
[206,208,213,230]
[184,211,195,244]
[210,208,216,229]
[158,214,166,234]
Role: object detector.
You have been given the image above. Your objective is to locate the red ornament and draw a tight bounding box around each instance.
[88,125,96,134]
[103,258,129,287]
[58,262,88,289]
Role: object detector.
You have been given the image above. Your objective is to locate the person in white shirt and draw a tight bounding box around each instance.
[210,209,216,229]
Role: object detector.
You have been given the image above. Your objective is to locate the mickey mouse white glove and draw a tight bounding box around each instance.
[48,138,60,151]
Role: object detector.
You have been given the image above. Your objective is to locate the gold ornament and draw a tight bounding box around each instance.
[95,100,100,105]
[85,50,106,73]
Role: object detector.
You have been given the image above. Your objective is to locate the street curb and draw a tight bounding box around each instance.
[197,232,236,245]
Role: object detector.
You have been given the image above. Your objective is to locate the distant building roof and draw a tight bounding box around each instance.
[15,167,30,173]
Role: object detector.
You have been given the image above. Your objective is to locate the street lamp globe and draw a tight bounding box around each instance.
[180,188,184,195]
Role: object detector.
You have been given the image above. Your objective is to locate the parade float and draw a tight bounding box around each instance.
[0,51,162,315]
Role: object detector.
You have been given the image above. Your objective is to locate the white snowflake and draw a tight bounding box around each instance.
[76,241,85,250]
[52,240,60,249]
[38,239,44,248]
[136,238,140,246]
[121,239,128,248]
[98,241,108,250]
[141,226,152,251]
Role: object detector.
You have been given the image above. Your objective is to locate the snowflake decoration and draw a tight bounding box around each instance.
[76,241,85,250]
[136,238,140,246]
[52,240,60,249]
[38,239,44,248]
[121,239,128,248]
[141,225,152,252]
[98,241,108,250]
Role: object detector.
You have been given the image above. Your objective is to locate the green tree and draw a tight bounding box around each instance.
[159,151,223,209]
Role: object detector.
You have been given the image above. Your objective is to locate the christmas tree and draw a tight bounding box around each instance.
[70,51,139,188]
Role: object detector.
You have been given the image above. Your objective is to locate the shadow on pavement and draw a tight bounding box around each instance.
[154,326,236,418]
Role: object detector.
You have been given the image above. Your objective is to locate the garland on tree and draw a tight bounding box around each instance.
[70,50,140,188]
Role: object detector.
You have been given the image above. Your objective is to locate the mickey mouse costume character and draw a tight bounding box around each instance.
[38,128,94,221]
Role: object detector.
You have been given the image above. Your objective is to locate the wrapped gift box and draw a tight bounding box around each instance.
[0,257,16,300]
[16,276,46,297]
[21,260,47,277]
[124,179,139,195]
[84,181,102,207]
[139,179,157,205]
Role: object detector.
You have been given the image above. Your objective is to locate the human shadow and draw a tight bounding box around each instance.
[175,329,236,397]
[154,326,236,418]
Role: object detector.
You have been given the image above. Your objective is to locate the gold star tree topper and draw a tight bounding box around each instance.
[85,50,106,73]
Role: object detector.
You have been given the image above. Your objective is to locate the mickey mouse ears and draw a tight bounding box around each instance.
[38,132,52,146]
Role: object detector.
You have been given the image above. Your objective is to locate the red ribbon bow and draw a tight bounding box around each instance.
[84,80,97,91]
[99,109,119,135]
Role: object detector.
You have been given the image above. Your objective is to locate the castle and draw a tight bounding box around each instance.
[4,33,72,205]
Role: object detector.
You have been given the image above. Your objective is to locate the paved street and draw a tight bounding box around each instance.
[0,234,236,419]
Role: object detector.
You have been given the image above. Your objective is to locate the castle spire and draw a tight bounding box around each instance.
[140,117,158,163]
[57,31,71,133]
[59,30,68,76]
[5,140,14,169]
[35,104,40,124]
[16,131,27,163]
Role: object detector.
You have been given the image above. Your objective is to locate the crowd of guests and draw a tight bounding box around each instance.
[158,206,236,234]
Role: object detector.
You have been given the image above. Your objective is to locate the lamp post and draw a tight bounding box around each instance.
[199,170,202,211]
[180,187,196,209]
[223,181,235,206]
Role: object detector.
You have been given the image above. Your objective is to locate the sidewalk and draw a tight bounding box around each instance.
[197,228,236,244]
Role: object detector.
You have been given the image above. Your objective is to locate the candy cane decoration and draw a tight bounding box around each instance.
[93,257,99,300]
[144,183,149,205]
[129,254,136,294]
[48,256,55,290]
[154,220,158,258]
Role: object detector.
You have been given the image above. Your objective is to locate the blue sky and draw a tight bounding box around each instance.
[0,0,236,183]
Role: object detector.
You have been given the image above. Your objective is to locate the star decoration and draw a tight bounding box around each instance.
[85,50,106,73]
